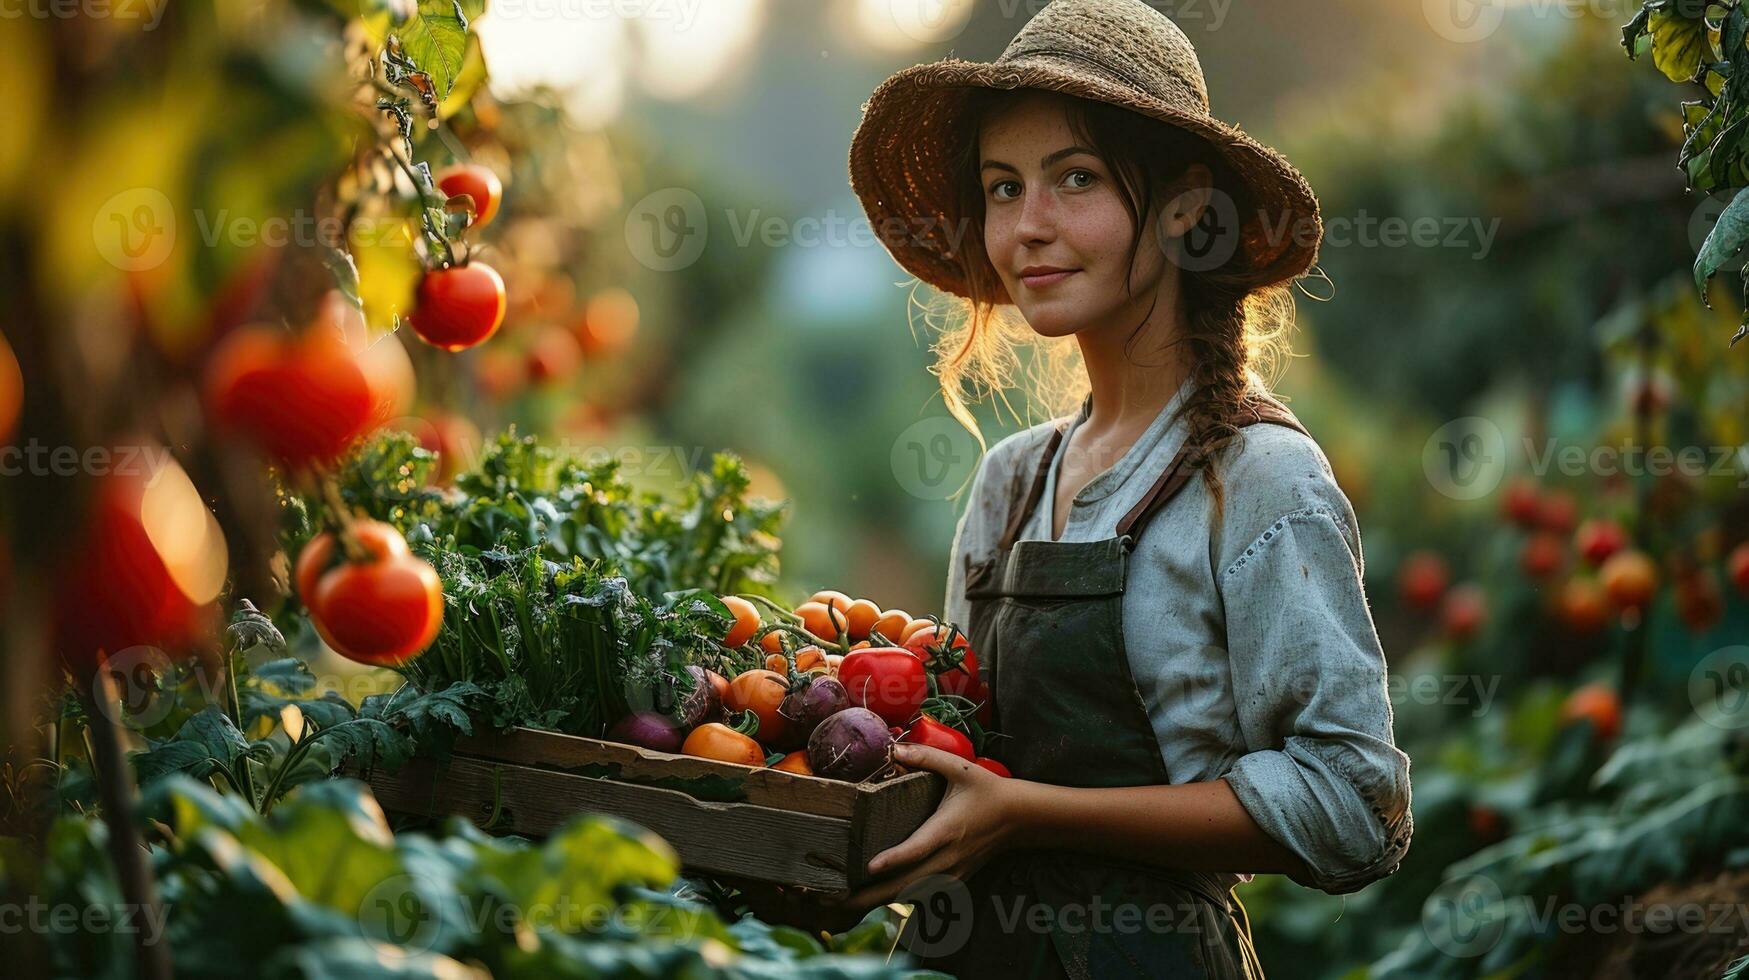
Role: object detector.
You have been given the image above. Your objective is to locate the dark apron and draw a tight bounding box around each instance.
[917,394,1309,980]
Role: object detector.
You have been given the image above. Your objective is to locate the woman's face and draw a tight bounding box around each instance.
[976,92,1211,338]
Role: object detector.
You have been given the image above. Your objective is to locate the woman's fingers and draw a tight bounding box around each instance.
[893,742,983,778]
[867,811,950,876]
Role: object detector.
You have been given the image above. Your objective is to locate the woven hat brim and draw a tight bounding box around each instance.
[848,58,1324,303]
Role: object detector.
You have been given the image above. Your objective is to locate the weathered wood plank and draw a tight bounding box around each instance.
[368,755,880,891]
[453,726,874,819]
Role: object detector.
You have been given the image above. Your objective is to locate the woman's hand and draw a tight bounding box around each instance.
[832,742,1025,909]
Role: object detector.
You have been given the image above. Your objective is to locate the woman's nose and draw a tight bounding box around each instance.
[1012,184,1057,245]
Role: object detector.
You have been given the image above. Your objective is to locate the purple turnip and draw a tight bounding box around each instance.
[674,664,723,729]
[779,674,850,743]
[807,707,895,782]
[606,711,686,754]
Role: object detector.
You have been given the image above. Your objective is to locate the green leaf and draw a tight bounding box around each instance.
[1695,187,1749,303]
[1649,6,1709,82]
[394,1,473,101]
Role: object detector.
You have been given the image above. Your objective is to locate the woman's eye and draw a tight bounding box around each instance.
[989,180,1020,201]
[1065,169,1096,189]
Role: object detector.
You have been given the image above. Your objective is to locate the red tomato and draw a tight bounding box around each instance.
[436,164,503,227]
[204,323,376,468]
[1574,519,1627,568]
[408,263,506,352]
[0,329,19,445]
[1731,542,1749,597]
[52,450,227,674]
[526,326,582,385]
[1500,478,1542,529]
[295,520,410,603]
[1397,551,1449,611]
[904,715,974,761]
[974,757,1011,777]
[904,626,990,722]
[837,647,929,726]
[304,522,442,667]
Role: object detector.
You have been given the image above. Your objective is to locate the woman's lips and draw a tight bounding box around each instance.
[1020,269,1077,289]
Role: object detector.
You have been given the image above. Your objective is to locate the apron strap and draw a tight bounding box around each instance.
[1114,391,1311,542]
[994,423,1071,553]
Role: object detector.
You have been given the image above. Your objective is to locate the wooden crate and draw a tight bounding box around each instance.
[362,726,946,894]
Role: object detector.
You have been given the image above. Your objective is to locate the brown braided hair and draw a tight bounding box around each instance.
[919,87,1299,525]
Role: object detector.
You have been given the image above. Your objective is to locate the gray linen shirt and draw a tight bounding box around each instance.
[944,377,1413,896]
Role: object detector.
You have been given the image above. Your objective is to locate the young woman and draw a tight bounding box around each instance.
[840,2,1412,978]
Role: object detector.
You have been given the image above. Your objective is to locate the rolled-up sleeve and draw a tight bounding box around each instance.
[1218,506,1413,896]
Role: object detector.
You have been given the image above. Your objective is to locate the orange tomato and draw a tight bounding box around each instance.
[872,608,910,643]
[726,669,791,745]
[809,589,851,610]
[764,653,788,674]
[900,619,938,643]
[682,723,765,767]
[760,630,785,654]
[771,750,814,776]
[1600,550,1658,611]
[1561,683,1622,741]
[843,599,881,641]
[796,601,841,642]
[720,595,760,648]
[794,646,827,673]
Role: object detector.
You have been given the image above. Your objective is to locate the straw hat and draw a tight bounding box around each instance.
[848,0,1323,303]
